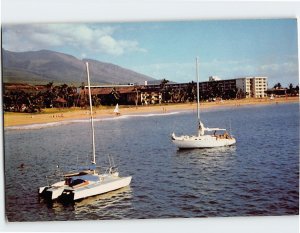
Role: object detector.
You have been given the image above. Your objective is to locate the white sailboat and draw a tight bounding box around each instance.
[171,57,236,149]
[39,62,132,201]
[114,103,121,116]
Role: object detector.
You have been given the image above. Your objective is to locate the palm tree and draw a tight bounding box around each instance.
[274,82,282,89]
[160,78,169,88]
[186,81,196,102]
[46,81,54,90]
[160,78,169,103]
[295,85,299,94]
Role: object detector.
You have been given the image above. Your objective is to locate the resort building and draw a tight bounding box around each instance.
[236,76,268,98]
[4,83,48,94]
[86,86,139,105]
[79,76,268,106]
[250,76,268,98]
[236,77,251,98]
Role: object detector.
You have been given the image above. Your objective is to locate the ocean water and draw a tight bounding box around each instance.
[4,103,299,221]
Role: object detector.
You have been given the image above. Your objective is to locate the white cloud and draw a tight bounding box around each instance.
[98,35,123,56]
[2,24,146,56]
[132,62,194,82]
[258,61,299,86]
[259,62,298,74]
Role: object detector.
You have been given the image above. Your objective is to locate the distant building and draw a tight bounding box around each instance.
[236,77,251,98]
[80,75,268,106]
[199,78,237,95]
[209,76,221,81]
[140,91,162,105]
[265,88,287,97]
[53,97,67,108]
[251,76,268,98]
[4,83,48,94]
[85,86,138,105]
[236,76,268,98]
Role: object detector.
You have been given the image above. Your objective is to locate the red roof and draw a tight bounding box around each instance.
[91,88,113,95]
[54,97,67,103]
[117,87,136,94]
[82,87,137,95]
[4,83,48,91]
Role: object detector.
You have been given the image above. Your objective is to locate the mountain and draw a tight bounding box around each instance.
[2,49,156,85]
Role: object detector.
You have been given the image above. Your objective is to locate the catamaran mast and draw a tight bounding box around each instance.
[86,62,96,166]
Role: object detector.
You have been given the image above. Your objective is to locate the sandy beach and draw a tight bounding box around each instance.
[3,97,299,127]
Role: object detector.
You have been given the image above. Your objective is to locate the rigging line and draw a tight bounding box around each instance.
[86,62,96,165]
[77,62,94,168]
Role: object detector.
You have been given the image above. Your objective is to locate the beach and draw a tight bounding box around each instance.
[3,97,299,127]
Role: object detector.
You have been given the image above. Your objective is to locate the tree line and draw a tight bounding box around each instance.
[3,82,80,113]
[273,82,299,96]
[3,80,299,113]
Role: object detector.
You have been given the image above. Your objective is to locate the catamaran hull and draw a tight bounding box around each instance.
[172,136,236,149]
[62,176,132,201]
[39,186,66,200]
[39,177,132,202]
[39,180,67,200]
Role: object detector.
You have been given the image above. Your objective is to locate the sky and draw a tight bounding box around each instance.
[2,19,299,87]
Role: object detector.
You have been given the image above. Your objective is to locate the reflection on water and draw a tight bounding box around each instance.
[176,145,237,156]
[74,187,133,220]
[75,186,132,207]
[175,146,237,172]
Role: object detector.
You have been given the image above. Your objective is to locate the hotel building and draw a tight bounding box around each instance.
[236,76,268,98]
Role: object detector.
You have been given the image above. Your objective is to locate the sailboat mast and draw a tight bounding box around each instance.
[86,62,96,165]
[196,57,200,124]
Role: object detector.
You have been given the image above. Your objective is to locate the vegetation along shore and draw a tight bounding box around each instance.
[4,97,299,127]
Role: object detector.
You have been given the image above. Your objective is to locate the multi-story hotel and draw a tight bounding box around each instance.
[251,76,268,98]
[236,76,268,98]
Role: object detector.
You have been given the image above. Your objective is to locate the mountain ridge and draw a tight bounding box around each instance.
[2,49,156,85]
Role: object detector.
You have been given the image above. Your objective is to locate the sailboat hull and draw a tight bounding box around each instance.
[172,134,236,149]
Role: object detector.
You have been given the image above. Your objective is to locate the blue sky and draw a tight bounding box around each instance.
[3,19,299,86]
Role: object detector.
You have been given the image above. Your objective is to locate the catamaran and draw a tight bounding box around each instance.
[39,62,132,201]
[171,57,236,149]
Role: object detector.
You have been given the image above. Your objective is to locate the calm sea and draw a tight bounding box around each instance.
[4,103,299,221]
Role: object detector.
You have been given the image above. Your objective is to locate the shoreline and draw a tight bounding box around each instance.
[3,97,299,128]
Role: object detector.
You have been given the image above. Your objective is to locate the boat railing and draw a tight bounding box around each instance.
[105,166,119,174]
